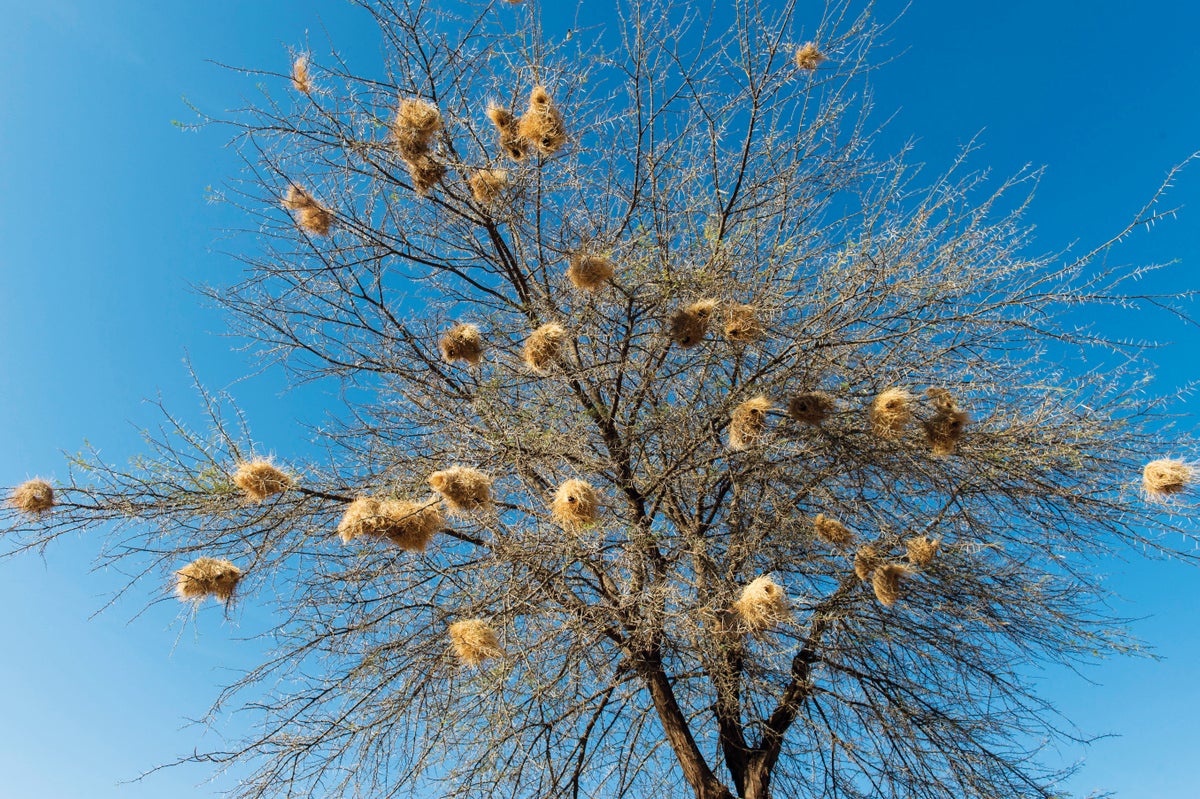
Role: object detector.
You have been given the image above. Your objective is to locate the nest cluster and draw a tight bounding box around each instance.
[337,496,445,552]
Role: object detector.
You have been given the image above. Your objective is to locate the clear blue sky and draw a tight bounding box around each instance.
[1,1,1197,797]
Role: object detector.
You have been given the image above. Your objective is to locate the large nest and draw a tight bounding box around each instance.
[813,513,854,548]
[523,323,567,373]
[233,459,292,502]
[566,253,615,292]
[869,388,912,438]
[732,576,790,632]
[469,169,509,206]
[516,85,567,156]
[393,97,445,195]
[872,563,909,607]
[668,299,717,348]
[729,396,773,451]
[486,103,528,160]
[449,619,504,666]
[337,497,444,552]
[10,478,54,515]
[724,304,763,343]
[1142,458,1192,500]
[788,392,834,425]
[550,479,599,529]
[176,558,242,603]
[906,536,939,567]
[429,466,493,514]
[439,323,485,366]
[282,185,334,236]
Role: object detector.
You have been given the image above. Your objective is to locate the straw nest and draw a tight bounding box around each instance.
[282,185,334,236]
[869,388,912,438]
[517,85,567,156]
[813,513,854,548]
[449,619,503,666]
[567,253,615,291]
[668,299,717,348]
[925,409,970,456]
[175,557,242,603]
[10,478,54,515]
[233,459,292,502]
[429,466,493,513]
[337,496,444,552]
[853,544,881,580]
[291,56,312,94]
[486,103,529,160]
[439,323,485,366]
[906,535,939,567]
[729,396,773,451]
[788,392,834,425]
[550,478,599,529]
[523,322,567,373]
[1142,459,1192,500]
[732,576,790,632]
[872,563,909,608]
[393,97,444,195]
[724,304,763,343]
[469,169,509,206]
[794,42,827,70]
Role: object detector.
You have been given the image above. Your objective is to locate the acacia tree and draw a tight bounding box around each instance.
[4,1,1198,797]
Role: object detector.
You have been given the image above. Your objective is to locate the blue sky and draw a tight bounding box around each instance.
[1,1,1197,796]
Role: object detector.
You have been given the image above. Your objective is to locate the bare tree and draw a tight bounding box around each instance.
[4,1,1198,798]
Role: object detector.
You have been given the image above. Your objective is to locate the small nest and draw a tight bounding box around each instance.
[872,563,909,608]
[668,299,716,348]
[795,42,827,70]
[469,169,509,206]
[925,409,969,456]
[523,322,568,373]
[724,304,763,343]
[729,396,772,451]
[393,98,444,195]
[405,153,446,197]
[429,466,493,513]
[282,185,334,236]
[853,544,881,580]
[337,496,444,552]
[439,323,485,366]
[233,459,292,502]
[516,85,567,156]
[176,558,242,603]
[906,536,939,567]
[567,253,615,291]
[732,576,790,632]
[869,388,912,438]
[813,513,854,548]
[10,478,54,514]
[486,103,529,160]
[550,478,599,529]
[788,392,834,425]
[291,55,312,94]
[925,387,959,413]
[1143,459,1192,500]
[449,619,503,666]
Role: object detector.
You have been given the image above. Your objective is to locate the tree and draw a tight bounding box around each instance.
[3,1,1197,797]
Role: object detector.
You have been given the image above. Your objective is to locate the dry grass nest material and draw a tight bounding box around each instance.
[10,478,54,514]
[233,459,292,502]
[668,299,717,348]
[789,392,834,425]
[724,304,763,343]
[337,496,444,552]
[291,56,312,94]
[176,557,242,603]
[732,576,790,632]
[449,619,503,666]
[853,544,881,580]
[393,98,444,195]
[869,388,912,438]
[814,513,854,548]
[486,103,529,160]
[439,323,485,366]
[282,185,334,236]
[567,253,615,291]
[872,563,909,607]
[429,466,493,513]
[1143,459,1192,500]
[516,86,567,156]
[551,478,599,529]
[923,388,968,456]
[469,169,509,206]
[795,42,827,70]
[523,323,567,373]
[729,396,773,451]
[905,536,939,567]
